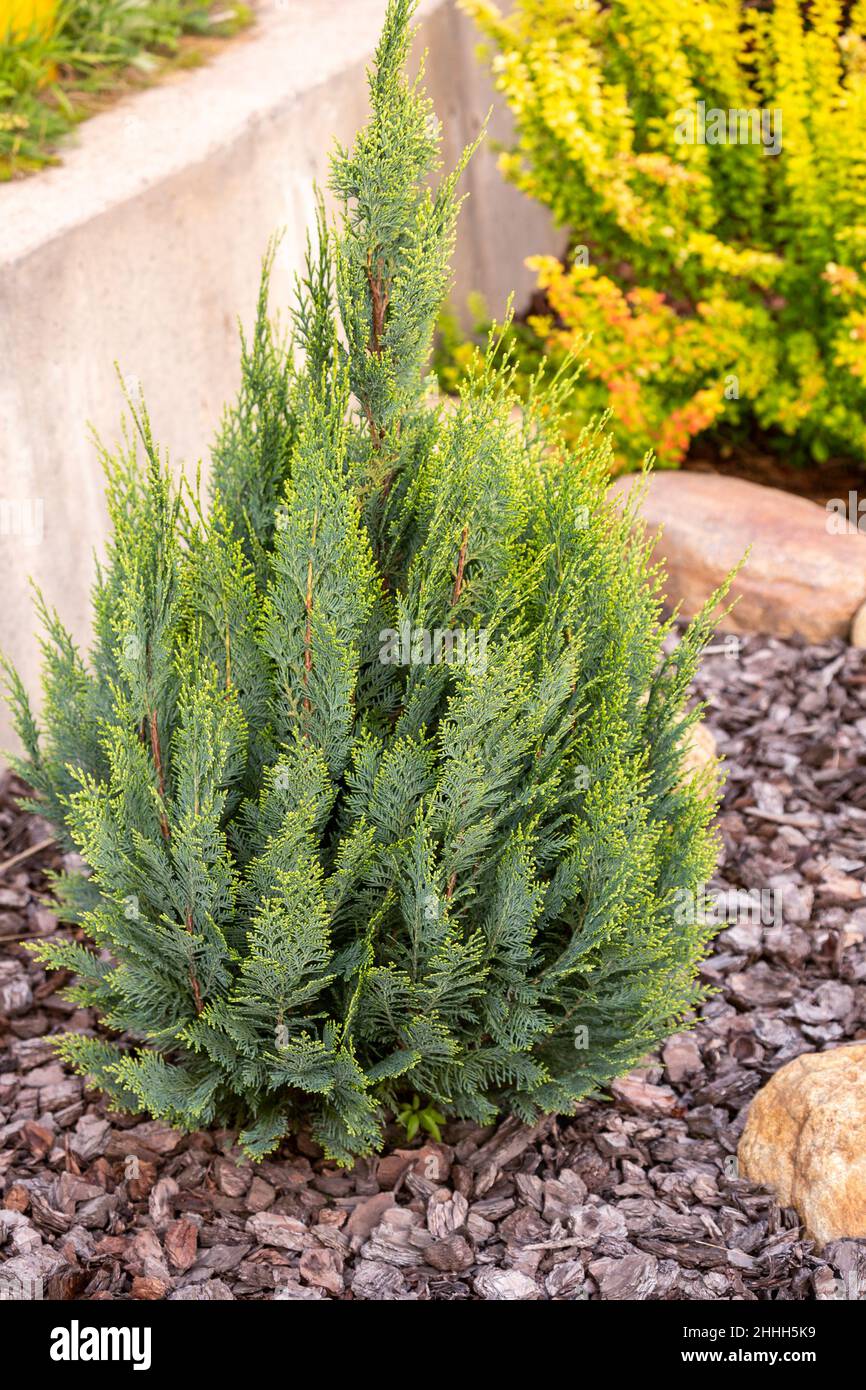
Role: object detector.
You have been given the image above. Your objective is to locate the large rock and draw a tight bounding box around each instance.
[738,1044,866,1248]
[680,721,718,784]
[610,473,866,641]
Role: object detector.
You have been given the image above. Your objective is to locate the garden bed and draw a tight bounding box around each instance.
[683,440,865,510]
[1,630,864,1301]
[0,0,253,180]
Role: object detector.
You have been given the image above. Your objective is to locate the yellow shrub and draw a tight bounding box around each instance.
[464,0,866,468]
[1,0,56,39]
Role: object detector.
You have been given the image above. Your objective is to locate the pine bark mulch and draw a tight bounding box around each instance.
[1,631,865,1301]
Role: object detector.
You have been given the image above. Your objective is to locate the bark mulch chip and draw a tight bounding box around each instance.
[2,630,865,1300]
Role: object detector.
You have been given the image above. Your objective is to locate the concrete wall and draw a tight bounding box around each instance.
[0,0,558,750]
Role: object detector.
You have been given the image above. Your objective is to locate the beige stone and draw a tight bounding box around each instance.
[610,473,866,641]
[680,721,718,783]
[738,1044,866,1248]
[850,599,866,648]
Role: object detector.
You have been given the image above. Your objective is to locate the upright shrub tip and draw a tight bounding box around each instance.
[4,0,724,1163]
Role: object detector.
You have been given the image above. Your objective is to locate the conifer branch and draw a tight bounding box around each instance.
[185,907,204,1016]
[148,707,171,841]
[302,509,320,723]
[365,251,390,357]
[451,525,469,608]
[6,0,721,1165]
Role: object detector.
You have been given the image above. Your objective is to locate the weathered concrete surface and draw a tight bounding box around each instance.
[0,0,557,749]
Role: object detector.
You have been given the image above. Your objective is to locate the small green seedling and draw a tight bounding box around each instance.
[397,1095,447,1145]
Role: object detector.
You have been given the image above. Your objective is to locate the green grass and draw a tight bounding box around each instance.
[0,0,252,179]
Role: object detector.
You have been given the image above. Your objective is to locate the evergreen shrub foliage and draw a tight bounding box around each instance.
[463,0,866,469]
[4,0,723,1162]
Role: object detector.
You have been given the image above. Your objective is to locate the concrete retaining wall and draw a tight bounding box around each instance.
[0,0,558,749]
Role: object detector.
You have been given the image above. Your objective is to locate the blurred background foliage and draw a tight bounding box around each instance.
[435,0,866,474]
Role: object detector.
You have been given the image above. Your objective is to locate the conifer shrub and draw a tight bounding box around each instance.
[462,0,866,469]
[3,0,724,1163]
[0,0,250,179]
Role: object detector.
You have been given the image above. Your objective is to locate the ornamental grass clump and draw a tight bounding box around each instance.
[3,0,724,1162]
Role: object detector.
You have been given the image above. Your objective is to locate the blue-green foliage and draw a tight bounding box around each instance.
[3,0,722,1163]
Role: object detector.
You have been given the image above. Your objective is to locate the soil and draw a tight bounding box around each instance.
[1,630,866,1301]
[684,440,864,509]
